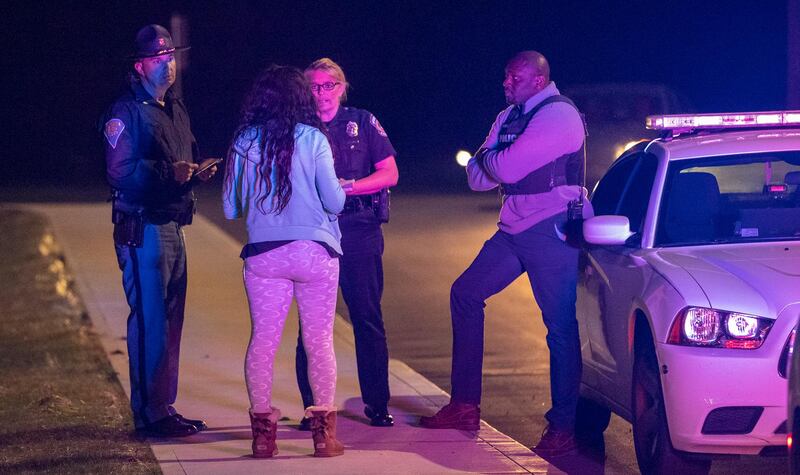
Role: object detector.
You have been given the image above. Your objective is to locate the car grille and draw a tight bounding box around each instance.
[701,407,763,435]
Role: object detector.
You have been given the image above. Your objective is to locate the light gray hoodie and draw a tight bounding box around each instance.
[223,123,345,255]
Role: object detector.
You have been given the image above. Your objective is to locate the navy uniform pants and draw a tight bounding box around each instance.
[449,213,581,432]
[115,221,187,429]
[296,209,390,411]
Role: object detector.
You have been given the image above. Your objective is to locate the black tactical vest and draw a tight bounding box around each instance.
[498,95,586,195]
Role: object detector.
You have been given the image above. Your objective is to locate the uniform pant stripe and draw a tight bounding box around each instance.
[129,247,150,425]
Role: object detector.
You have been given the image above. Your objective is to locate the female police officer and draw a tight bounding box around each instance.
[296,58,399,428]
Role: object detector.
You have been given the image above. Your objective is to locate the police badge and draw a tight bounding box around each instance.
[346,121,359,137]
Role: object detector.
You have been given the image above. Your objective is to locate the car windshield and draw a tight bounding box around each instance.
[656,151,800,246]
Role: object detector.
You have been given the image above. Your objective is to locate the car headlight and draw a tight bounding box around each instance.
[726,313,760,338]
[667,307,773,349]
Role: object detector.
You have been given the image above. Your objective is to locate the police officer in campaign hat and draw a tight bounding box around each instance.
[420,51,591,458]
[101,24,219,437]
[296,58,399,428]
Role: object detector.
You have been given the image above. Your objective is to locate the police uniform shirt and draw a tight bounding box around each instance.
[324,106,395,256]
[102,79,198,214]
[325,107,396,181]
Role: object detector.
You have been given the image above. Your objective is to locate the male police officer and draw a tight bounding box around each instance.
[102,24,218,437]
[420,51,590,457]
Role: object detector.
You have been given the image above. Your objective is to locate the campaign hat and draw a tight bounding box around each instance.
[129,24,189,60]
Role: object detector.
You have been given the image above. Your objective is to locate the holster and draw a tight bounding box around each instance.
[564,198,584,248]
[372,188,391,223]
[112,208,145,247]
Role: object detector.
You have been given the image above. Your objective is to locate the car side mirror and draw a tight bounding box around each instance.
[583,215,635,245]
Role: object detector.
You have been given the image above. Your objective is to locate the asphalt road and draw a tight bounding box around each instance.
[7,181,782,474]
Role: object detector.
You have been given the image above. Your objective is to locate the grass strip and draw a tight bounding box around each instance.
[0,208,159,474]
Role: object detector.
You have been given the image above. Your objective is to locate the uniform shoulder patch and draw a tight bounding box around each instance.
[369,114,387,137]
[104,118,125,149]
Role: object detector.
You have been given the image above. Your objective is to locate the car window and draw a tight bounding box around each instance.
[591,157,637,216]
[656,151,800,246]
[617,153,658,233]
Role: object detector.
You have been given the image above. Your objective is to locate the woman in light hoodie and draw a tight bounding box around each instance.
[223,65,345,458]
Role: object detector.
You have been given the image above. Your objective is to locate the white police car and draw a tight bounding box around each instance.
[575,111,800,474]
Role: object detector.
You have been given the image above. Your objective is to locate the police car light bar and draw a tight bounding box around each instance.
[646,111,800,131]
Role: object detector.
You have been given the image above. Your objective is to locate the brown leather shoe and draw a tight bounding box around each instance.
[419,401,480,430]
[532,426,578,457]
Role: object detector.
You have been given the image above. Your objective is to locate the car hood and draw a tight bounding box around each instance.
[650,242,800,319]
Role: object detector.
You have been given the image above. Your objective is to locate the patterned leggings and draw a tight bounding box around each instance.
[243,240,339,413]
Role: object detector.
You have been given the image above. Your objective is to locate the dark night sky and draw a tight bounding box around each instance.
[3,0,790,190]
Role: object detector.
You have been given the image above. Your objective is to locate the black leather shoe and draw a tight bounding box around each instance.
[364,405,394,427]
[139,415,198,437]
[298,417,312,431]
[175,413,208,431]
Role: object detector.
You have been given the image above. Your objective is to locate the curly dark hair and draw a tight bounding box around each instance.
[225,64,327,214]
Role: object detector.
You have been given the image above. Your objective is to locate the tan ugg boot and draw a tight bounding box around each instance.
[305,406,345,457]
[250,407,281,458]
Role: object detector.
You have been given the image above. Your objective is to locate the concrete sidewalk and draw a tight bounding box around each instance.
[26,203,557,474]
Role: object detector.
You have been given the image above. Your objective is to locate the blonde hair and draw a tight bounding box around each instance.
[305,57,349,102]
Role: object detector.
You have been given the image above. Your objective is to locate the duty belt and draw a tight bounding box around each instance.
[341,195,374,214]
[110,190,194,226]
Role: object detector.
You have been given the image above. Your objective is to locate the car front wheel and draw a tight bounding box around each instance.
[632,332,711,475]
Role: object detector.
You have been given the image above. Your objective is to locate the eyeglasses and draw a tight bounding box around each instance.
[310,81,340,93]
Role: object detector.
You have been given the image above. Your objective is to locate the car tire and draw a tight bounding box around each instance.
[632,330,711,475]
[575,395,611,449]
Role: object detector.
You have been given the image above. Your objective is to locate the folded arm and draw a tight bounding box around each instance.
[478,103,585,184]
